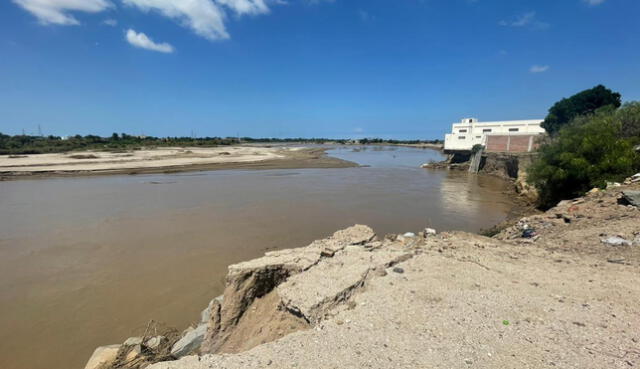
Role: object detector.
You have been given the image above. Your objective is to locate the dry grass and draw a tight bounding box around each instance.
[107,320,182,369]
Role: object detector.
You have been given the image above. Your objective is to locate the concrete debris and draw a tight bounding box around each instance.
[424,228,437,236]
[601,236,633,247]
[403,232,416,238]
[145,336,167,350]
[171,324,207,358]
[624,173,640,184]
[123,337,143,346]
[620,190,640,207]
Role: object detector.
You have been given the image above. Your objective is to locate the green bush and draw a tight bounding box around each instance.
[618,102,640,141]
[528,104,640,208]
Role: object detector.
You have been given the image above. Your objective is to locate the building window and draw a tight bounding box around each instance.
[458,136,466,140]
[459,129,467,133]
[476,136,481,139]
[509,128,519,132]
[483,129,492,133]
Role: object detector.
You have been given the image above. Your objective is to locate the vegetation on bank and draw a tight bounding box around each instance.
[0,133,442,155]
[529,86,640,208]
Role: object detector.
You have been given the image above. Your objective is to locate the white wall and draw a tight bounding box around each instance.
[444,119,545,151]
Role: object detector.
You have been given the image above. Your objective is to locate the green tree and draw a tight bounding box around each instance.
[529,105,640,208]
[542,85,622,135]
[617,102,640,141]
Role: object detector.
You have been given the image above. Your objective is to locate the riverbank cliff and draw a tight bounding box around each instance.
[85,176,640,368]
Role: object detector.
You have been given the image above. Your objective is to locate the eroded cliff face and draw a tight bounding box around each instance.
[201,224,416,354]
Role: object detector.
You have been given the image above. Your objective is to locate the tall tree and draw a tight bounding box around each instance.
[542,85,622,135]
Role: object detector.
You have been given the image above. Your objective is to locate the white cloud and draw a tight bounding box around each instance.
[217,0,269,15]
[126,29,174,53]
[103,18,118,26]
[499,11,549,30]
[530,65,550,73]
[122,0,229,40]
[122,0,272,40]
[583,0,606,5]
[13,0,113,25]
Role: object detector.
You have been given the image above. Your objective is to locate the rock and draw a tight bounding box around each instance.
[601,236,633,247]
[277,249,412,324]
[123,336,143,346]
[201,296,224,324]
[84,344,120,369]
[392,267,404,274]
[606,182,622,189]
[145,335,167,350]
[126,344,143,361]
[403,232,416,238]
[424,228,437,236]
[171,323,207,358]
[620,190,640,207]
[587,188,600,194]
[607,258,627,265]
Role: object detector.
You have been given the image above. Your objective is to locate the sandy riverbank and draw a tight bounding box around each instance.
[85,180,640,369]
[0,146,357,180]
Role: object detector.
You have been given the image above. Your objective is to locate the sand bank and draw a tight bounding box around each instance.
[0,146,356,180]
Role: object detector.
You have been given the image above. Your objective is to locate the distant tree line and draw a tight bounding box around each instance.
[529,85,640,208]
[0,132,443,155]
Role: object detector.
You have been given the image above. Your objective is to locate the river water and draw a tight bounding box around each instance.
[0,146,514,369]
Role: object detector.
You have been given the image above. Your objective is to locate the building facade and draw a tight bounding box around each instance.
[444,118,545,153]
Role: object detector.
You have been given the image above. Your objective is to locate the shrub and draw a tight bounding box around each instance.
[528,105,640,208]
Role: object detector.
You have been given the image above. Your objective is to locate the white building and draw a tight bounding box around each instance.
[444,118,545,152]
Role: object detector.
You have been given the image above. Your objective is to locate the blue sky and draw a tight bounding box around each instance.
[1,0,638,139]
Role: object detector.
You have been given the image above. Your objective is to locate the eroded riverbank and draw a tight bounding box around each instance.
[92,180,640,369]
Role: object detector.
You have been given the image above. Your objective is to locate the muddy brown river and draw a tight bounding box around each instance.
[0,146,516,369]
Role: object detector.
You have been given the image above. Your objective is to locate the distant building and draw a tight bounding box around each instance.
[444,118,545,153]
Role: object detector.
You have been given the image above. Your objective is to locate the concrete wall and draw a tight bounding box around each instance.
[485,134,540,153]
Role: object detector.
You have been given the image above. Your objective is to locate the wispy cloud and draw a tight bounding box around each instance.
[122,0,229,40]
[217,0,269,15]
[102,18,117,26]
[529,65,549,73]
[583,0,606,5]
[126,29,174,53]
[122,0,273,40]
[12,0,113,25]
[357,9,375,22]
[499,11,549,30]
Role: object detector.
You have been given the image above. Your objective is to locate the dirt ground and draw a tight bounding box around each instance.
[0,146,357,180]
